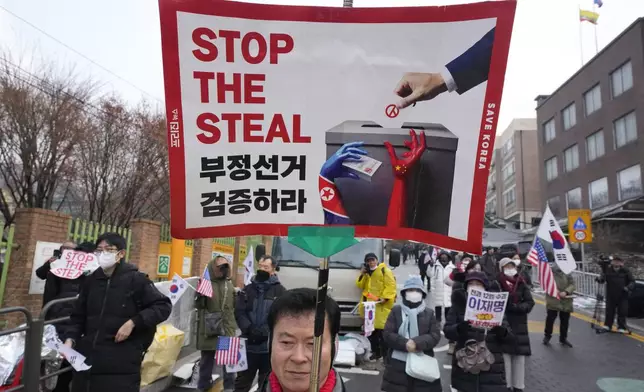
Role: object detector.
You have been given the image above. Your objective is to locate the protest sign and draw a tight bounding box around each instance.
[50,250,98,280]
[158,0,516,253]
[464,288,509,329]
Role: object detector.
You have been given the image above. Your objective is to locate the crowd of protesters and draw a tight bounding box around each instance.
[29,238,639,392]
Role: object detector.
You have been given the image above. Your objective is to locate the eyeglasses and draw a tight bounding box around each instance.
[94,247,119,255]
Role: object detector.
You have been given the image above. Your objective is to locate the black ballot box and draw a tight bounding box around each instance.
[325,121,458,235]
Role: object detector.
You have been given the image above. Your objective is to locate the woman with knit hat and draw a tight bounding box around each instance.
[497,258,534,392]
[381,275,442,392]
[444,271,514,392]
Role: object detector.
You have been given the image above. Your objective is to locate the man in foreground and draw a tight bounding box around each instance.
[258,287,345,392]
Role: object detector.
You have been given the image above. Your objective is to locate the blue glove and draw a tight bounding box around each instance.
[320,142,368,182]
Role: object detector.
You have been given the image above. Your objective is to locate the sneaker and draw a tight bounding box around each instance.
[448,343,455,355]
[602,325,611,331]
[617,328,628,334]
[560,339,573,348]
[542,336,551,345]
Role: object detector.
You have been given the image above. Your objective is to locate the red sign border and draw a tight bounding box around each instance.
[158,0,517,254]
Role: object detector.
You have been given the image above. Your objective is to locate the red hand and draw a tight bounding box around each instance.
[383,129,426,228]
[383,129,427,178]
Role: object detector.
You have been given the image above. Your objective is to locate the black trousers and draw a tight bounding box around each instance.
[368,329,385,359]
[605,295,629,330]
[434,306,451,323]
[234,352,270,392]
[544,309,570,341]
[419,270,428,284]
[52,361,73,392]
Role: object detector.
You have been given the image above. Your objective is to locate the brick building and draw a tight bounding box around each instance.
[535,18,644,254]
[486,118,542,229]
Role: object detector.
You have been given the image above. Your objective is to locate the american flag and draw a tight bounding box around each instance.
[529,238,559,299]
[215,336,240,365]
[196,266,213,298]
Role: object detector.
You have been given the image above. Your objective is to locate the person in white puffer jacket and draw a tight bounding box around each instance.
[429,251,455,322]
[429,251,456,354]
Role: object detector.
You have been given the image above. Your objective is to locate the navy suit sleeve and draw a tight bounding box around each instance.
[445,27,495,95]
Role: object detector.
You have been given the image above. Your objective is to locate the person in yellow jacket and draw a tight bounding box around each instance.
[356,252,397,362]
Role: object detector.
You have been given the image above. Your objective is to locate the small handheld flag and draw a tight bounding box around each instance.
[215,336,241,365]
[196,266,213,298]
[168,273,189,305]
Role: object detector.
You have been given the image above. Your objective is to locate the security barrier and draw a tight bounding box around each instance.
[0,278,197,391]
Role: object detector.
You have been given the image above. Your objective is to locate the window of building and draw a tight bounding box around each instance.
[563,144,579,172]
[562,103,577,130]
[486,199,497,215]
[586,130,605,162]
[543,118,556,143]
[589,177,609,209]
[548,195,562,218]
[584,84,602,116]
[503,138,514,156]
[613,111,637,148]
[503,160,515,181]
[504,187,516,207]
[617,164,643,201]
[545,156,558,181]
[566,187,582,210]
[610,61,633,98]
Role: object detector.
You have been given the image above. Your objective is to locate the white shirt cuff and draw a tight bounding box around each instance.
[441,67,457,93]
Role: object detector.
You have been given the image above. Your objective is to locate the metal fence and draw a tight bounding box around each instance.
[67,219,132,260]
[0,277,198,391]
[0,225,16,310]
[530,263,601,298]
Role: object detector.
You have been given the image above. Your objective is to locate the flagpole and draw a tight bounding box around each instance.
[593,3,599,55]
[578,5,584,66]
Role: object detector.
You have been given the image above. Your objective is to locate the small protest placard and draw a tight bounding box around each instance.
[464,288,509,329]
[50,249,98,280]
[44,329,92,371]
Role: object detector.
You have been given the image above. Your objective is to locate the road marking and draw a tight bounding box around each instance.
[533,298,644,343]
[434,343,449,352]
[335,367,380,375]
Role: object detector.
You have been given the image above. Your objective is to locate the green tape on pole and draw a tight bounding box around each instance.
[287,226,358,258]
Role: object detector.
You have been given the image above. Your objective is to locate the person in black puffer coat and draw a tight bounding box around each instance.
[235,256,287,392]
[381,275,442,392]
[444,272,514,392]
[42,242,95,392]
[65,233,172,392]
[497,258,534,392]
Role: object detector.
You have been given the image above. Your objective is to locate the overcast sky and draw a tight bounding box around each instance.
[1,0,642,132]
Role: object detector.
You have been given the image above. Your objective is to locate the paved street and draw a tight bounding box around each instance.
[168,261,644,392]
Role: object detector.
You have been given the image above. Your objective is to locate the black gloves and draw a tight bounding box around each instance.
[491,325,507,338]
[248,326,268,343]
[457,321,471,335]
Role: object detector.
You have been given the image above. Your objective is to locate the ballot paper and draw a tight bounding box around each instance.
[44,332,91,371]
[342,155,382,182]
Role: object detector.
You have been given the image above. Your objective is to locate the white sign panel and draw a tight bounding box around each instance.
[464,288,509,329]
[50,249,98,279]
[29,241,62,294]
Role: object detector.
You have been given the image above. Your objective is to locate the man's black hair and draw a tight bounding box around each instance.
[268,287,341,339]
[262,255,278,268]
[95,232,127,251]
[75,242,96,253]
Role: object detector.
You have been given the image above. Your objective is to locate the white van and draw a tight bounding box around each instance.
[258,237,397,332]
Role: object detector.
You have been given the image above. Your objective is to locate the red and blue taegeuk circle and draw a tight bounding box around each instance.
[170,284,179,293]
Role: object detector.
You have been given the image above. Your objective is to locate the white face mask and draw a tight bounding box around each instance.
[98,252,118,270]
[513,258,521,266]
[405,291,423,303]
[504,268,517,277]
[369,264,378,271]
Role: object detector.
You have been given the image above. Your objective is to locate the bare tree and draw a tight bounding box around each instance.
[72,99,169,226]
[0,56,94,226]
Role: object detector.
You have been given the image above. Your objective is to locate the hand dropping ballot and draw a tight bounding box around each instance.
[50,249,99,279]
[44,330,91,371]
[464,288,509,329]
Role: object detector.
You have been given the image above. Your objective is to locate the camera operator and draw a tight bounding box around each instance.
[597,256,635,333]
